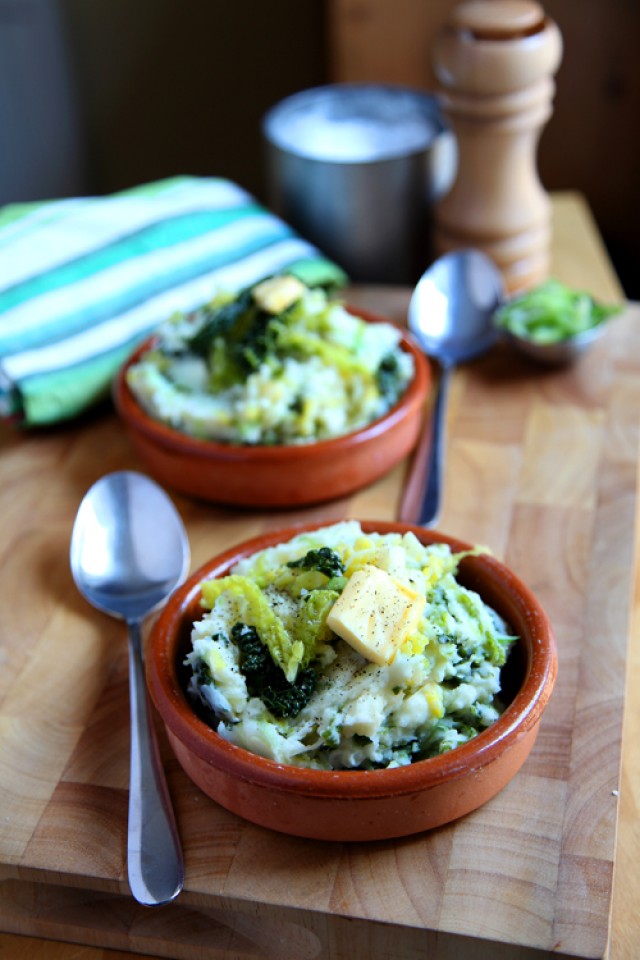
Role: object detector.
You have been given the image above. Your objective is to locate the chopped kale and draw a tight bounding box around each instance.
[231,622,317,718]
[376,352,403,403]
[236,309,279,372]
[287,547,345,579]
[262,667,317,719]
[187,285,285,377]
[352,734,371,747]
[232,622,268,680]
[187,288,254,358]
[193,659,214,687]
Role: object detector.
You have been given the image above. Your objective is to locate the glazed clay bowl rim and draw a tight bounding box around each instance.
[147,520,557,801]
[113,308,430,465]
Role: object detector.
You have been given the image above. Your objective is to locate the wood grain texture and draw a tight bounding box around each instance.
[0,195,637,960]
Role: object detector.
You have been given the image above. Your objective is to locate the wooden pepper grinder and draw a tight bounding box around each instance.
[432,0,563,292]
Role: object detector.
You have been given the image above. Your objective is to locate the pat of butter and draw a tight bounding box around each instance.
[252,275,306,314]
[326,564,425,665]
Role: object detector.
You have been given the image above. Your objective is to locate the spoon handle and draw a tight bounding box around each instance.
[127,621,184,906]
[411,364,452,528]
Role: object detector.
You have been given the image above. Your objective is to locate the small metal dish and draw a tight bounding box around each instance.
[501,322,609,365]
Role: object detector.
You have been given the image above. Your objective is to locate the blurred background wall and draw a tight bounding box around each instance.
[0,0,326,203]
[1,0,638,295]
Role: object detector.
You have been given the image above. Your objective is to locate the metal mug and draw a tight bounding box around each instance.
[262,84,454,284]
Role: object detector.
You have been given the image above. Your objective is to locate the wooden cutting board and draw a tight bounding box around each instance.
[0,293,638,960]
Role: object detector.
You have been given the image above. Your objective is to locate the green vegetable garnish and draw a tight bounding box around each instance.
[187,288,254,358]
[201,574,306,682]
[200,572,338,683]
[495,279,620,344]
[232,623,317,718]
[376,352,405,405]
[287,547,345,579]
[187,286,286,387]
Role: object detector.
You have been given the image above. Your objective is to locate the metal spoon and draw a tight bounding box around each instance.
[400,249,504,526]
[70,470,189,906]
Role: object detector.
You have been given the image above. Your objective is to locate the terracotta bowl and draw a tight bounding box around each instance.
[113,309,430,508]
[147,521,557,842]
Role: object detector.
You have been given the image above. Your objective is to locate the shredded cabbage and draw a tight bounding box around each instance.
[495,279,620,344]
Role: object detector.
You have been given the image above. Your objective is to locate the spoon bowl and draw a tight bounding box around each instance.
[402,250,503,526]
[70,470,190,906]
[71,471,190,620]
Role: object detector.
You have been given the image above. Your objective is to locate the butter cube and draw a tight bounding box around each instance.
[326,564,425,665]
[252,275,306,314]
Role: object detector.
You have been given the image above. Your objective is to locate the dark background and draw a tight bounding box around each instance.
[2,0,638,295]
[0,0,326,202]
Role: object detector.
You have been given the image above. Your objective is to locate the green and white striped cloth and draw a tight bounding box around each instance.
[0,176,347,426]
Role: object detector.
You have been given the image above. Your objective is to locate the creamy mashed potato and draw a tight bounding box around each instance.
[126,277,414,445]
[186,522,516,770]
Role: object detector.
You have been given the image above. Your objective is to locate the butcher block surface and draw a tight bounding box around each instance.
[0,196,638,960]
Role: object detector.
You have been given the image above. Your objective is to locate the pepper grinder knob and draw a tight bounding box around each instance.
[432,0,563,292]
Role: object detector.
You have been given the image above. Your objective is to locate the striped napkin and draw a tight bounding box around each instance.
[0,176,347,426]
